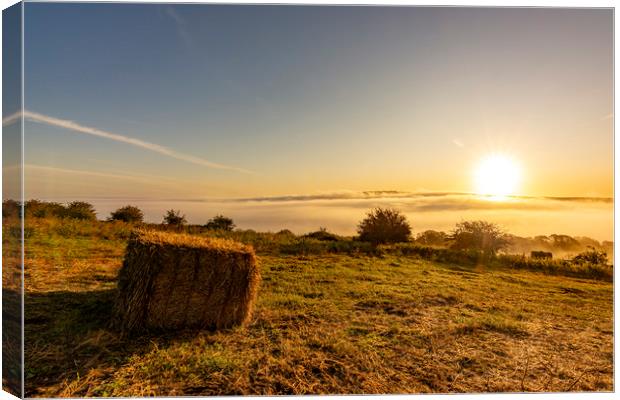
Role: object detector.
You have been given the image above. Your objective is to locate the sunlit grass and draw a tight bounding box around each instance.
[13,218,614,396]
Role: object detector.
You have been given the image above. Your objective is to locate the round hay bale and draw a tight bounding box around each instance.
[114,229,260,334]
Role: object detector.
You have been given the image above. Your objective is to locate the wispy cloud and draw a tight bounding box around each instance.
[165,6,194,51]
[232,191,466,203]
[2,110,21,126]
[3,110,254,174]
[452,139,465,148]
[222,191,613,212]
[24,164,168,184]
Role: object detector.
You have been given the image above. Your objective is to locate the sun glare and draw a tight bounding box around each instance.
[474,154,521,199]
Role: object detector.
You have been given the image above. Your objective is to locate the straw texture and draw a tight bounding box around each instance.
[114,230,259,334]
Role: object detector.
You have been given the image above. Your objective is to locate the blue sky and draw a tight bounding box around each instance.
[20,4,612,201]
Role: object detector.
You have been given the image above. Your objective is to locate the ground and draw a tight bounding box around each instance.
[14,221,614,396]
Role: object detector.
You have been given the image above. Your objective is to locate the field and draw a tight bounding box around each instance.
[12,218,614,396]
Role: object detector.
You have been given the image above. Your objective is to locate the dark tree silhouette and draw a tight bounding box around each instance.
[357,208,411,245]
[163,209,187,226]
[449,220,509,256]
[109,205,144,223]
[204,215,235,231]
[65,201,97,220]
[415,230,448,247]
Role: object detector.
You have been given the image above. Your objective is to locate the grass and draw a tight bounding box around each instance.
[10,218,614,395]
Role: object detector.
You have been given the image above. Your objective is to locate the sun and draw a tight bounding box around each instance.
[474,154,521,198]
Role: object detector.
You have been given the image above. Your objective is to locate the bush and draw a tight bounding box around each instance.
[449,220,509,257]
[65,201,97,220]
[385,243,612,282]
[109,205,144,223]
[531,250,552,259]
[163,209,187,226]
[44,217,133,240]
[205,215,235,231]
[385,243,483,265]
[280,238,329,256]
[572,248,608,265]
[303,227,340,241]
[498,254,612,282]
[279,237,380,256]
[2,199,21,219]
[357,208,412,245]
[415,230,448,247]
[24,199,66,218]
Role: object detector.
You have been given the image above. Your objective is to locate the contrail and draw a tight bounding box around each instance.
[23,164,168,184]
[2,110,254,174]
[2,110,21,126]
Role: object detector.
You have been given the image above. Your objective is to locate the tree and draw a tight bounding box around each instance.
[357,208,411,245]
[449,220,509,256]
[24,199,65,218]
[204,214,235,231]
[548,234,581,252]
[109,205,144,223]
[2,199,21,219]
[65,201,97,220]
[304,227,340,241]
[415,230,448,247]
[572,247,608,265]
[163,209,187,226]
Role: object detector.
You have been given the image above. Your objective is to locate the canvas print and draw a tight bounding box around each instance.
[1,3,614,397]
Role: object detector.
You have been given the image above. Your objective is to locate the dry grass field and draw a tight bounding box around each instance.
[11,218,614,396]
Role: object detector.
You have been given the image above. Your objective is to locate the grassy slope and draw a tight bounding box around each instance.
[19,221,613,396]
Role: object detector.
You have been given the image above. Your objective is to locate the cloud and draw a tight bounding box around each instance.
[2,110,21,126]
[3,110,254,174]
[452,139,465,148]
[165,7,194,51]
[219,191,612,213]
[24,164,169,184]
[541,196,613,203]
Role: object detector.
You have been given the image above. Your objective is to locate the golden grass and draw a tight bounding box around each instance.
[2,217,23,397]
[16,219,614,396]
[128,229,253,252]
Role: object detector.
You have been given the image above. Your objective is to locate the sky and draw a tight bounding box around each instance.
[4,4,615,238]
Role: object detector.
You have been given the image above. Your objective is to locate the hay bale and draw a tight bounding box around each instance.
[114,229,259,334]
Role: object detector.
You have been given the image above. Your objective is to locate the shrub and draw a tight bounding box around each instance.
[303,227,340,241]
[385,243,483,265]
[279,238,329,256]
[163,209,187,226]
[531,250,552,259]
[278,237,380,256]
[449,220,509,257]
[548,234,581,252]
[109,205,144,223]
[415,230,448,247]
[498,254,612,282]
[572,248,608,265]
[205,215,235,231]
[65,201,97,220]
[357,208,412,245]
[24,199,66,218]
[2,199,20,219]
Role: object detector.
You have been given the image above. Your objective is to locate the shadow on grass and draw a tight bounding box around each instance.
[24,288,154,397]
[3,289,22,397]
[24,287,238,397]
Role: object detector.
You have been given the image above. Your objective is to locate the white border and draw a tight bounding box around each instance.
[0,1,616,400]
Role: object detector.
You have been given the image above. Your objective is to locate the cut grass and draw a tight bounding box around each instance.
[15,219,614,396]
